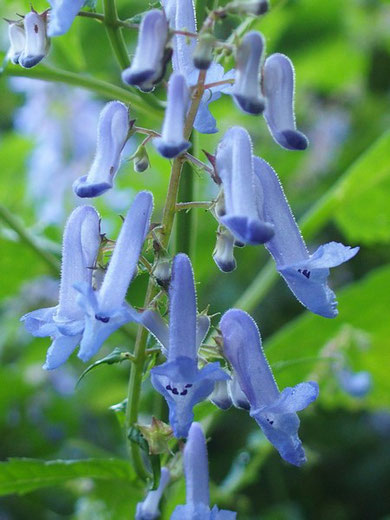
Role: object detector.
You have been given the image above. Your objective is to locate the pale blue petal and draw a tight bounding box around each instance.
[210,379,232,410]
[135,467,170,520]
[19,12,47,69]
[196,314,211,349]
[140,309,169,351]
[220,309,279,410]
[264,382,319,414]
[73,102,129,198]
[154,73,190,158]
[194,99,218,134]
[151,358,228,438]
[168,254,197,361]
[97,191,153,313]
[184,422,210,506]
[21,306,57,337]
[253,157,358,317]
[43,333,82,370]
[263,53,308,151]
[121,10,169,92]
[337,368,372,398]
[216,128,274,245]
[228,374,250,411]
[48,0,85,37]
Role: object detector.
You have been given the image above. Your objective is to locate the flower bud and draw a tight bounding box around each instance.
[7,21,25,65]
[193,32,216,70]
[19,10,49,69]
[226,0,269,15]
[132,145,150,173]
[213,228,237,273]
[153,255,171,289]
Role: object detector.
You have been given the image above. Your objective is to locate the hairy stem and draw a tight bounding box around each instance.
[125,71,207,481]
[0,205,60,275]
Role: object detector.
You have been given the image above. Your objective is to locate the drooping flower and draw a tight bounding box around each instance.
[135,467,170,520]
[153,73,190,159]
[47,0,85,37]
[232,31,265,115]
[220,309,319,466]
[171,422,237,519]
[150,254,228,438]
[19,9,49,69]
[253,156,359,317]
[162,0,234,134]
[336,367,372,398]
[262,53,308,150]
[121,9,170,92]
[212,228,237,273]
[21,205,101,369]
[74,191,153,362]
[6,21,25,65]
[215,127,274,245]
[73,101,129,198]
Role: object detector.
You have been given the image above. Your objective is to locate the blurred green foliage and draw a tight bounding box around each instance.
[0,0,390,518]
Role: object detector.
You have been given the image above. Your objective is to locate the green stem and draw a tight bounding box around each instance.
[175,160,194,255]
[103,0,131,69]
[3,64,161,120]
[125,71,207,481]
[0,205,60,275]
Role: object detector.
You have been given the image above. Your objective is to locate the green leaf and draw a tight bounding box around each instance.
[265,264,390,408]
[77,348,134,387]
[0,458,139,496]
[333,131,390,244]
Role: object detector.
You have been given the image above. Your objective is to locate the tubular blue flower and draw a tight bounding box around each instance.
[253,156,359,317]
[135,467,170,520]
[336,368,372,398]
[151,254,228,438]
[171,422,236,519]
[220,309,319,466]
[162,0,234,134]
[19,10,49,69]
[215,127,274,245]
[47,0,85,37]
[153,73,191,159]
[262,53,308,150]
[73,101,129,198]
[21,206,101,369]
[210,380,232,410]
[7,22,25,65]
[232,31,265,115]
[74,191,153,362]
[121,10,170,92]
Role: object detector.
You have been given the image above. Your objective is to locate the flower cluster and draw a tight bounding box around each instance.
[13,0,362,517]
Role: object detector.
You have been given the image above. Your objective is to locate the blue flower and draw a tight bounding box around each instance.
[121,9,170,92]
[21,205,101,369]
[47,0,85,37]
[162,0,234,134]
[171,422,237,519]
[150,254,228,438]
[232,31,265,115]
[74,191,154,362]
[73,101,129,198]
[135,467,170,520]
[262,53,308,150]
[215,127,274,246]
[19,9,49,69]
[336,368,372,398]
[220,309,319,466]
[253,156,359,317]
[153,73,191,159]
